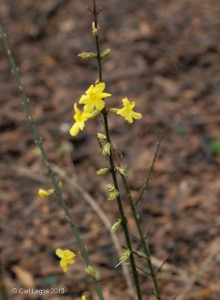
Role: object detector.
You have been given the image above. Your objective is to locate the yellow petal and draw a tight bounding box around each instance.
[70,123,80,136]
[63,249,75,259]
[96,99,105,111]
[96,82,105,91]
[60,259,68,272]
[38,188,50,197]
[101,92,111,98]
[56,248,64,259]
[122,97,130,106]
[126,115,134,123]
[132,112,142,120]
[86,84,95,95]
[79,94,89,105]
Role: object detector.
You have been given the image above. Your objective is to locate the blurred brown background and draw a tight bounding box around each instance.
[0,0,220,299]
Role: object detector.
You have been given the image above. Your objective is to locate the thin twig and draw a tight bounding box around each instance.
[91,1,143,298]
[114,147,162,300]
[51,163,135,298]
[135,135,163,205]
[0,25,104,300]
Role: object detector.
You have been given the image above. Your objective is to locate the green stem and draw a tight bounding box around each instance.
[135,137,163,205]
[91,2,142,299]
[121,174,162,300]
[0,25,104,300]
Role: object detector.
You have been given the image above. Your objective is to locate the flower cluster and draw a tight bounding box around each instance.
[55,248,76,272]
[70,82,111,136]
[69,82,142,137]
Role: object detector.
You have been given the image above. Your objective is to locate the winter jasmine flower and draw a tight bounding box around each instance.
[70,103,91,136]
[79,82,111,112]
[116,97,142,123]
[55,248,76,272]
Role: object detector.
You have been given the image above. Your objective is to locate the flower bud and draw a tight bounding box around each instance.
[85,265,96,279]
[115,249,131,268]
[96,168,110,175]
[111,219,122,233]
[101,48,111,58]
[115,167,126,176]
[92,22,99,36]
[78,52,97,59]
[97,133,107,141]
[102,142,111,157]
[106,184,119,201]
[38,188,54,197]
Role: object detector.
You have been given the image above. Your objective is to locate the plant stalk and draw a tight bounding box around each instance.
[0,25,104,300]
[91,2,142,299]
[121,174,162,300]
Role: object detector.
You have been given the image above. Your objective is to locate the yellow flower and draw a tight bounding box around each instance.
[56,248,76,272]
[70,104,91,136]
[116,97,142,123]
[81,296,87,300]
[38,188,54,197]
[79,82,111,112]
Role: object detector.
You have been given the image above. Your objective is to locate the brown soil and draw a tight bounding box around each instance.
[0,1,220,299]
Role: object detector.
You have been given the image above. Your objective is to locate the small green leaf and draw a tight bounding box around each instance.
[209,138,220,155]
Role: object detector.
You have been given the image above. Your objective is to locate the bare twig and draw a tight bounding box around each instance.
[1,162,134,297]
[135,135,163,205]
[50,163,135,298]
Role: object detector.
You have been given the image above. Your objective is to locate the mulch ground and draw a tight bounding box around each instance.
[0,1,220,299]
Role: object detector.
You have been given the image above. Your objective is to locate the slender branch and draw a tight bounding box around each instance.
[121,173,162,300]
[113,140,163,299]
[90,2,143,299]
[135,136,163,205]
[51,163,135,295]
[0,25,104,300]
